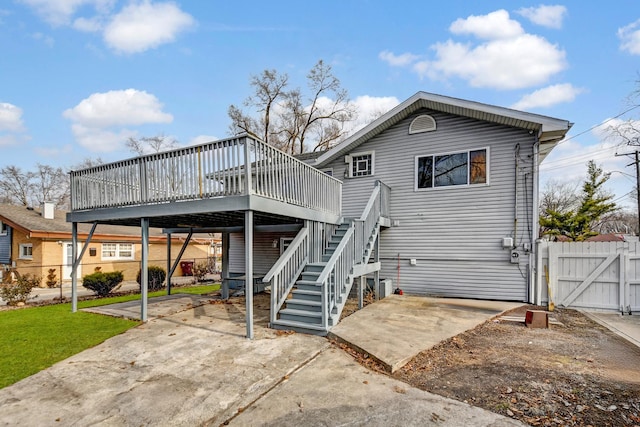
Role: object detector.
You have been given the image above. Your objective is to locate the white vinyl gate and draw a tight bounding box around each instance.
[538,241,640,314]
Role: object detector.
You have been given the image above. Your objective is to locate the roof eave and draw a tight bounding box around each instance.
[314,91,572,167]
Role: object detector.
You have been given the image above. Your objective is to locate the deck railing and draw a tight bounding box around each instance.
[317,225,356,328]
[69,135,342,216]
[354,180,389,264]
[263,227,309,326]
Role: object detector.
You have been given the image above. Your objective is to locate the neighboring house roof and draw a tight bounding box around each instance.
[314,91,573,167]
[585,233,625,242]
[0,204,167,241]
[294,151,326,164]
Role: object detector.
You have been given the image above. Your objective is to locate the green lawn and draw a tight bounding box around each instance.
[0,283,220,389]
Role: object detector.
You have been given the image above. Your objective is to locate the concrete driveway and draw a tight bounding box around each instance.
[0,294,523,426]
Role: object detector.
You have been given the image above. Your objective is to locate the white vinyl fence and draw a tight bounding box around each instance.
[537,241,640,314]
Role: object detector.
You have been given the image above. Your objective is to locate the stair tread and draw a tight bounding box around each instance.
[292,289,322,295]
[280,308,323,317]
[296,279,321,286]
[271,319,327,331]
[287,298,321,306]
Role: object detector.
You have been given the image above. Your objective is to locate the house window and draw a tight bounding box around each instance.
[349,151,374,177]
[321,168,333,177]
[280,237,294,255]
[415,148,488,190]
[0,221,7,236]
[101,243,134,260]
[19,243,33,260]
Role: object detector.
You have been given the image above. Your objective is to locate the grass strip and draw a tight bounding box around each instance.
[0,283,220,388]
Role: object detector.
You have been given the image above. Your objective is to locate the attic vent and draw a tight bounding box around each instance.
[409,114,436,134]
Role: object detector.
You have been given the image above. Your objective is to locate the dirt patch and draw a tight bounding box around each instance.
[387,305,640,426]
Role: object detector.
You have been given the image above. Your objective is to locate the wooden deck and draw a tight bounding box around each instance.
[67,135,342,228]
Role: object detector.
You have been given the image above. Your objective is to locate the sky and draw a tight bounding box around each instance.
[1,1,640,209]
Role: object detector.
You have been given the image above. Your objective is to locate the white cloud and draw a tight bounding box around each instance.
[540,135,634,207]
[70,124,138,152]
[378,50,419,67]
[64,89,173,151]
[32,32,55,47]
[511,83,585,110]
[21,0,193,54]
[349,95,400,130]
[384,10,566,90]
[414,33,566,90]
[0,102,29,147]
[516,5,567,29]
[0,103,25,132]
[73,16,103,32]
[618,19,640,55]
[103,1,195,54]
[18,0,114,26]
[450,9,523,39]
[188,135,218,146]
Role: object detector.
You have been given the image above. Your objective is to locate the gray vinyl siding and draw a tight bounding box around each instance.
[327,109,536,301]
[229,231,298,276]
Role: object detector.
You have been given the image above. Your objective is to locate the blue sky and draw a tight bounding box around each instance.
[1,1,640,208]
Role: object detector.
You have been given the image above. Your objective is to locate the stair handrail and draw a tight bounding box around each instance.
[354,183,382,264]
[316,224,356,329]
[263,227,309,326]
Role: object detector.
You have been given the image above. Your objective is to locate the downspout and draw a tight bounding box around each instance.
[530,138,540,304]
[514,144,520,249]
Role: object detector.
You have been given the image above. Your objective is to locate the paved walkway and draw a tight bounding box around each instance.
[0,293,523,426]
[580,310,640,349]
[330,295,522,372]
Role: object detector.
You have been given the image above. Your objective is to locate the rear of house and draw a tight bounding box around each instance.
[316,110,535,300]
[223,92,571,303]
[310,92,571,302]
[64,91,571,335]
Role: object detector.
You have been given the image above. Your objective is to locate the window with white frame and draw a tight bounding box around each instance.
[19,243,33,260]
[101,243,134,260]
[348,151,374,177]
[280,237,294,255]
[415,148,488,190]
[0,221,7,236]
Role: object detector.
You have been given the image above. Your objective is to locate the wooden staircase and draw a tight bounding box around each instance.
[272,222,352,335]
[265,180,390,336]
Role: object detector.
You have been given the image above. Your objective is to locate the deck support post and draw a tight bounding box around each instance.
[166,232,172,295]
[71,222,78,313]
[221,232,230,299]
[374,234,380,301]
[141,217,149,322]
[245,210,254,339]
[71,221,96,313]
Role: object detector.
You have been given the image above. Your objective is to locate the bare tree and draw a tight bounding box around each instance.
[0,164,69,209]
[0,166,33,206]
[126,134,179,156]
[228,60,357,155]
[597,210,638,235]
[539,179,581,215]
[72,157,104,170]
[34,164,69,208]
